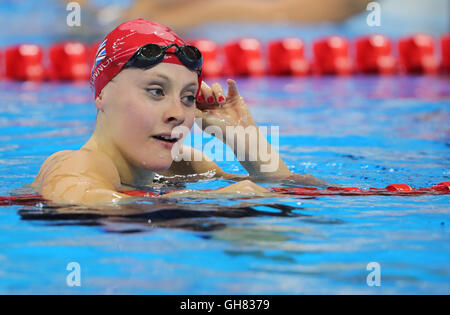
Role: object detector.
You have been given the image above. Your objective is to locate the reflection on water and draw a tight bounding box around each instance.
[17,196,310,233]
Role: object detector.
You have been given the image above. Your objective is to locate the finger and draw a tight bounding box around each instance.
[196,81,210,109]
[211,82,227,106]
[198,80,216,107]
[226,79,240,99]
[200,81,212,102]
[200,80,210,91]
[196,81,208,104]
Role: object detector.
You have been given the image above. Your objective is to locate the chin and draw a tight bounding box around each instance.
[127,145,175,171]
[139,158,173,172]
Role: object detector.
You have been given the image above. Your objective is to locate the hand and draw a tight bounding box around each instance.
[245,173,330,187]
[280,173,330,187]
[215,179,271,194]
[195,79,256,136]
[162,179,272,198]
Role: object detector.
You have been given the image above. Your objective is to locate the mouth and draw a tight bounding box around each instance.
[151,134,180,143]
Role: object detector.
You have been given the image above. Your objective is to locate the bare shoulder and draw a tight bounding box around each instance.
[32,150,73,189]
[32,149,121,193]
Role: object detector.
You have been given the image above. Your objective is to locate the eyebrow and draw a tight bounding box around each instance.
[150,73,198,90]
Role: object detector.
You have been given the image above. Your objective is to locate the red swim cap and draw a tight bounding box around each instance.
[90,19,202,99]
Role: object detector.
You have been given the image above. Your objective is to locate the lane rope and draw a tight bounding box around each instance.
[1,182,448,206]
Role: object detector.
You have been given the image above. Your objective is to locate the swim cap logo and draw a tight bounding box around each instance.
[95,39,107,66]
[91,39,107,78]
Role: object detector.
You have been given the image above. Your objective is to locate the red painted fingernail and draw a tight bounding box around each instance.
[207,96,214,104]
[197,95,204,102]
[218,96,225,103]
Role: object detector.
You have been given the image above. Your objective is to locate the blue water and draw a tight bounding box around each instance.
[0,75,449,294]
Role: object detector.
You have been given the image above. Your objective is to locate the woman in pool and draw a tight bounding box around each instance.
[32,19,325,204]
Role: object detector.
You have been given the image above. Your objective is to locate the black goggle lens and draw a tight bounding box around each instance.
[127,43,202,74]
[140,44,164,59]
[139,44,201,62]
[179,45,201,61]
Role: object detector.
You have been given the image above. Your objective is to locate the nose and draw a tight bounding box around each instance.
[163,96,185,126]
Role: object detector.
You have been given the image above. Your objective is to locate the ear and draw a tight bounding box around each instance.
[94,90,105,112]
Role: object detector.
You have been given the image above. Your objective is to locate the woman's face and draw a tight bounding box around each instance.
[98,62,198,171]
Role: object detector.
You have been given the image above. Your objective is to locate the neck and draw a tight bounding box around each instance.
[82,123,155,187]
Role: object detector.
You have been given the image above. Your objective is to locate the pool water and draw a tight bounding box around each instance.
[0,75,449,294]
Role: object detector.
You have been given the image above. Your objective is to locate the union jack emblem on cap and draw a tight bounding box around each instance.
[94,39,107,67]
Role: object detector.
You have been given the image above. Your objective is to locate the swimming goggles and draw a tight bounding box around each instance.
[123,43,203,75]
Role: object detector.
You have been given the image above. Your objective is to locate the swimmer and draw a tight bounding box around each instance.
[32,18,326,204]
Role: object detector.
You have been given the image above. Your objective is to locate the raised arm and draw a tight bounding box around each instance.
[194,79,327,186]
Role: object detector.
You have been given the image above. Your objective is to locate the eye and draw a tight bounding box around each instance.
[146,88,164,97]
[182,95,196,106]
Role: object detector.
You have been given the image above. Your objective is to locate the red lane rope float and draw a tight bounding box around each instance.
[0,194,45,206]
[3,33,449,81]
[270,182,450,196]
[0,182,449,206]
